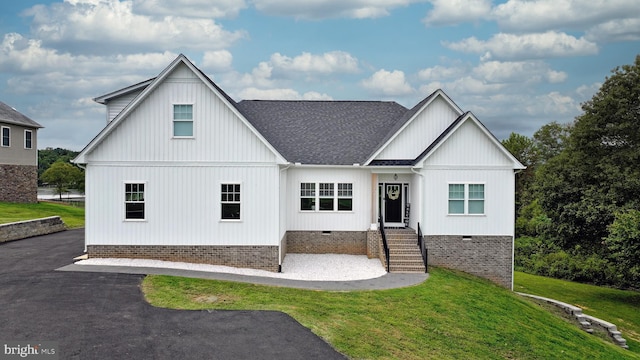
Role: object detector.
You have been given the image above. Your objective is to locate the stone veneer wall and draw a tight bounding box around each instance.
[0,216,66,243]
[0,164,38,203]
[425,235,513,289]
[87,245,279,272]
[286,231,367,255]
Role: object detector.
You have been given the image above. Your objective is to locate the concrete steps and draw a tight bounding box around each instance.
[383,229,426,273]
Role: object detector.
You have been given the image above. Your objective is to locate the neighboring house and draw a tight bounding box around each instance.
[0,101,43,203]
[74,55,524,288]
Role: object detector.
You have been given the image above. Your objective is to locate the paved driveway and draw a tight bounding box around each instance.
[0,229,346,359]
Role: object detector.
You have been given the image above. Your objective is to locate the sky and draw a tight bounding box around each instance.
[0,0,638,151]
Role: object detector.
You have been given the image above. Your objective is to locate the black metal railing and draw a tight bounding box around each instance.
[379,215,390,272]
[417,222,428,273]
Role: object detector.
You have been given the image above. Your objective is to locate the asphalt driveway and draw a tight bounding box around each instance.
[0,229,346,359]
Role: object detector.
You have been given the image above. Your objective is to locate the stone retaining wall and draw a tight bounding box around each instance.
[0,216,66,243]
[286,231,367,255]
[87,245,280,272]
[425,235,513,289]
[0,164,38,203]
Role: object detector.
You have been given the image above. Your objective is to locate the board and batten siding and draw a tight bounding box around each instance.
[85,164,280,247]
[87,63,277,164]
[375,96,461,160]
[285,167,372,231]
[105,90,143,123]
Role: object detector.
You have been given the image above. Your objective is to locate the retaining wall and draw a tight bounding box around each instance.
[0,216,66,243]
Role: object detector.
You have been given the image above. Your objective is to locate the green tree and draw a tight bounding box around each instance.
[537,55,640,251]
[502,132,537,235]
[532,121,571,164]
[605,210,640,287]
[40,161,83,200]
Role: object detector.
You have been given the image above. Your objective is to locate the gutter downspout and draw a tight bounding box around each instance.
[278,163,292,272]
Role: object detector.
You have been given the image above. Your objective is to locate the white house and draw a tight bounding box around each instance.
[73,54,524,288]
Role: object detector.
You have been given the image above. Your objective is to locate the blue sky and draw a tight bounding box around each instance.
[0,0,638,150]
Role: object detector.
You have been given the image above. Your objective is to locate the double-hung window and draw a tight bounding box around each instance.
[24,130,32,149]
[1,126,9,147]
[448,183,484,215]
[173,104,193,137]
[125,183,145,220]
[300,182,353,212]
[221,183,241,220]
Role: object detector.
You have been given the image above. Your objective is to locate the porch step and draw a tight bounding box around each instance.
[382,228,426,273]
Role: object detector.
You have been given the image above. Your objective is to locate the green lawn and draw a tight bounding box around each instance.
[515,271,640,352]
[143,267,638,359]
[0,201,85,228]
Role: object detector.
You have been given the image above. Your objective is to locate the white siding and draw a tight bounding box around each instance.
[106,90,143,123]
[85,164,280,246]
[421,169,515,236]
[376,96,460,160]
[88,63,276,164]
[286,167,372,231]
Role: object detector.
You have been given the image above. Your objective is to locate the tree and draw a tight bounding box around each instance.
[605,210,640,287]
[40,161,83,200]
[537,55,640,251]
[532,121,571,164]
[502,133,537,231]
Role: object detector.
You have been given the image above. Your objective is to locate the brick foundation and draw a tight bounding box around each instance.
[425,235,513,289]
[366,230,382,259]
[87,245,280,272]
[286,231,366,255]
[0,164,38,203]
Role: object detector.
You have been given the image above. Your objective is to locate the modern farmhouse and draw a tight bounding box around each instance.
[0,101,42,203]
[74,54,524,288]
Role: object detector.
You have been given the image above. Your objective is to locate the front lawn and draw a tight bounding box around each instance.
[0,201,85,228]
[143,267,637,359]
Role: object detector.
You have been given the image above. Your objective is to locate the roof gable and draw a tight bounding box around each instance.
[0,101,43,129]
[74,54,286,164]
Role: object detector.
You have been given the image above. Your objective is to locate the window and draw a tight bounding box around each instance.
[337,183,353,211]
[24,130,32,149]
[221,183,241,220]
[173,104,193,137]
[448,183,484,215]
[300,183,316,211]
[1,127,9,147]
[300,182,353,212]
[319,183,334,211]
[125,183,145,220]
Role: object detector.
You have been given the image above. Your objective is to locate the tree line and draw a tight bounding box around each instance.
[38,148,84,199]
[502,55,640,289]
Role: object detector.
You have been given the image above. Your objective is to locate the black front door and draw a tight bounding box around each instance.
[384,184,402,223]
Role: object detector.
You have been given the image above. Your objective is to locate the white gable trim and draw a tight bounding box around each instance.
[93,78,155,105]
[364,89,463,165]
[74,54,287,165]
[413,112,526,170]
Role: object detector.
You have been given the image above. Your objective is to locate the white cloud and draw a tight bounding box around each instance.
[361,69,413,96]
[473,61,567,84]
[585,18,640,42]
[252,0,417,19]
[202,50,233,72]
[269,51,359,75]
[133,0,247,18]
[23,0,245,54]
[492,0,640,32]
[445,31,598,60]
[237,87,332,100]
[423,0,491,26]
[418,64,467,81]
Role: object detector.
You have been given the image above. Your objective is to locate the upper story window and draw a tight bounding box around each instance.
[24,130,32,149]
[300,182,353,212]
[1,126,9,147]
[221,183,241,220]
[173,104,193,137]
[448,183,484,215]
[125,183,145,220]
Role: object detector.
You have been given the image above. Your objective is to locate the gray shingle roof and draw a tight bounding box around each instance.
[0,101,43,128]
[236,100,408,165]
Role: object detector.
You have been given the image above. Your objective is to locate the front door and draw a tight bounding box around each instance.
[384,184,403,223]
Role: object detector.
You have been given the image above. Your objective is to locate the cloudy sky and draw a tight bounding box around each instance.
[0,0,638,151]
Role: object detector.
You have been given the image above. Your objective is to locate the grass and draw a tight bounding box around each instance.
[0,201,85,228]
[143,267,638,359]
[515,271,640,352]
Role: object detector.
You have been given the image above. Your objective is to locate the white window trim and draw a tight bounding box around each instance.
[24,129,33,149]
[1,126,10,147]
[124,181,147,222]
[447,182,485,216]
[220,182,242,222]
[299,182,354,213]
[172,103,195,139]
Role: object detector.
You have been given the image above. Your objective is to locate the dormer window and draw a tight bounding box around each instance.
[173,104,193,137]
